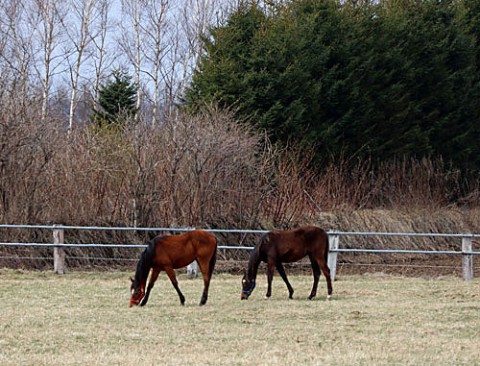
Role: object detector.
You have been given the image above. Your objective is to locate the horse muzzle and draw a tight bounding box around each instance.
[129,299,139,307]
[129,295,144,307]
[241,282,255,300]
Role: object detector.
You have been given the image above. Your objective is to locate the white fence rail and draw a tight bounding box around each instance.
[0,224,478,280]
[327,231,479,281]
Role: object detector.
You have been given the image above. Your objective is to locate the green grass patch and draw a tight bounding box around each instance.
[0,269,479,365]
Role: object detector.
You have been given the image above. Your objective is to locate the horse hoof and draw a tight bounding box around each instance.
[327,295,332,301]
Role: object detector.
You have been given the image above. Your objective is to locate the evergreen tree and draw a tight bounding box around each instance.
[92,69,138,127]
[186,0,480,171]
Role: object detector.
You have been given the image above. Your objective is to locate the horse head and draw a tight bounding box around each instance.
[241,268,255,300]
[129,277,145,307]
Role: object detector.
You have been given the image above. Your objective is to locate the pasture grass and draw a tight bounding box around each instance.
[0,269,479,365]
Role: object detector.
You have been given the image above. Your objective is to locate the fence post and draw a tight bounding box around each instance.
[462,236,473,281]
[187,261,198,278]
[328,234,339,281]
[53,228,65,274]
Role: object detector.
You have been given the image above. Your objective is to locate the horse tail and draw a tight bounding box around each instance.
[323,229,330,265]
[208,237,217,276]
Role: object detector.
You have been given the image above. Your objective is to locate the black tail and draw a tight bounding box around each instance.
[324,232,330,265]
[209,239,217,276]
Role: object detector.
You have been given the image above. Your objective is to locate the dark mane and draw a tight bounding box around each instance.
[132,240,155,288]
[247,233,265,281]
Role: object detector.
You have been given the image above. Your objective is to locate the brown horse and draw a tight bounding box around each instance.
[241,226,332,300]
[129,230,217,307]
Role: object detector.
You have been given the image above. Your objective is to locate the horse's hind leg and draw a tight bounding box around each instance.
[197,252,216,306]
[308,255,320,300]
[141,268,160,307]
[165,267,185,305]
[198,265,211,306]
[319,260,333,300]
[275,262,294,299]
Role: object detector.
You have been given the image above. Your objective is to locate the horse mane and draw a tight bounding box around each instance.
[247,233,266,280]
[133,239,156,287]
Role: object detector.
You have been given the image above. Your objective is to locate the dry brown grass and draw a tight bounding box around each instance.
[1,269,479,365]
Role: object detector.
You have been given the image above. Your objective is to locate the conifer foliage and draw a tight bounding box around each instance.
[186,0,480,172]
[92,69,138,127]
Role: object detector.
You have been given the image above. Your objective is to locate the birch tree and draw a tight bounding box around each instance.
[29,0,66,122]
[120,0,143,122]
[140,0,170,125]
[91,0,113,111]
[0,0,10,77]
[64,0,101,130]
[0,1,34,113]
[179,0,220,93]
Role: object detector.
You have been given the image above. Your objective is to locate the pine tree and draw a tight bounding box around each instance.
[92,69,138,127]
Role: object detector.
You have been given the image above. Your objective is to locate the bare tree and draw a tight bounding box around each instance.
[120,0,143,122]
[91,0,114,110]
[29,0,66,122]
[63,0,102,130]
[139,0,170,125]
[0,0,10,70]
[119,0,231,123]
[0,1,34,114]
[158,0,222,117]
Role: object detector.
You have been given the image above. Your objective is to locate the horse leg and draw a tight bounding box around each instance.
[275,262,294,299]
[308,255,320,300]
[265,260,275,299]
[196,258,214,306]
[140,268,160,307]
[165,267,185,305]
[319,259,333,300]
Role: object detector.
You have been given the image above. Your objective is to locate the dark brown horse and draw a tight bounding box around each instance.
[241,226,332,300]
[129,230,217,307]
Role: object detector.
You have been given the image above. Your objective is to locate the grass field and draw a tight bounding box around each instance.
[0,269,479,365]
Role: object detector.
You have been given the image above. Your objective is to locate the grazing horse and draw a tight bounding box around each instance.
[129,230,217,307]
[241,226,332,300]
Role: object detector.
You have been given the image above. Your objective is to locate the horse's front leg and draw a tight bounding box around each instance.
[265,260,275,299]
[275,262,294,299]
[141,268,160,306]
[165,267,185,305]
